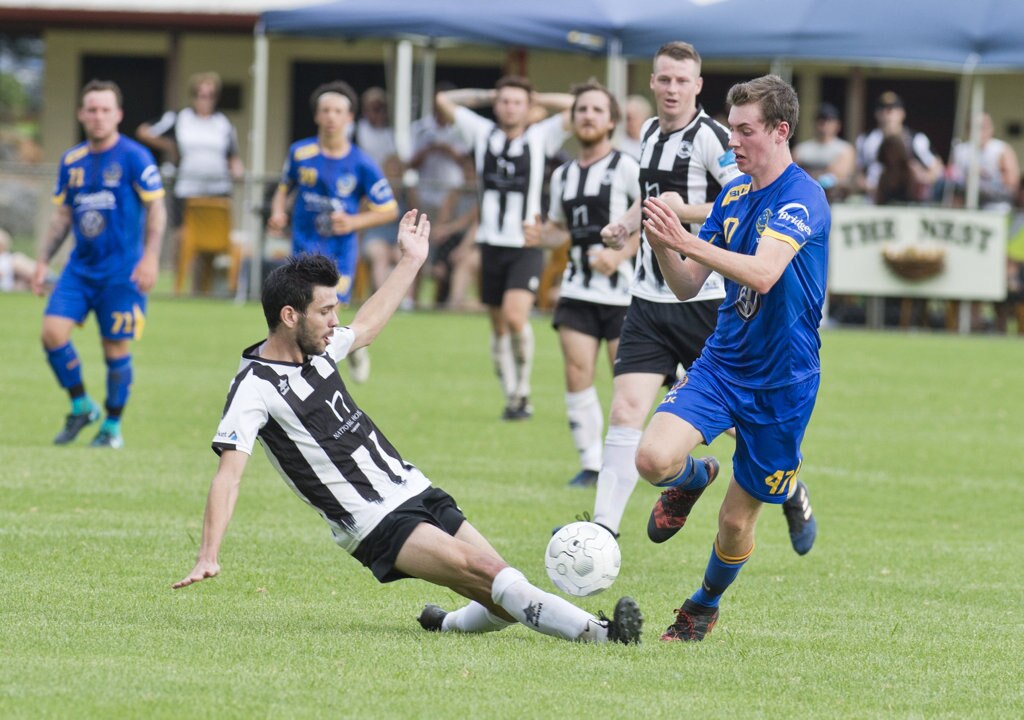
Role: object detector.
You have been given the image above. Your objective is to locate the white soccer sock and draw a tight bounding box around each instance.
[441,601,514,633]
[509,324,534,400]
[565,387,604,471]
[491,567,606,642]
[592,425,643,535]
[490,333,516,401]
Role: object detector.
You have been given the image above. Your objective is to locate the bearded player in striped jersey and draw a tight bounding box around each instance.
[592,42,817,555]
[524,82,639,488]
[172,211,642,645]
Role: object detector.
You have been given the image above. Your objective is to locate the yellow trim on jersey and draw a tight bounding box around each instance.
[52,192,67,205]
[132,304,146,340]
[136,187,166,203]
[762,227,802,251]
[63,146,89,165]
[714,539,755,565]
[293,143,321,161]
[367,199,399,213]
[720,183,751,208]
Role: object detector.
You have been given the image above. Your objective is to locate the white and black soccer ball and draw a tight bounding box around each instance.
[545,521,621,597]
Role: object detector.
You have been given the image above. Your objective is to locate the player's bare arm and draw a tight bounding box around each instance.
[131,197,166,293]
[590,231,639,277]
[135,122,178,164]
[532,92,575,130]
[173,449,249,589]
[657,191,714,225]
[601,197,643,250]
[267,185,291,233]
[32,205,72,296]
[643,196,795,295]
[348,210,430,350]
[332,201,400,236]
[435,88,495,124]
[523,214,569,249]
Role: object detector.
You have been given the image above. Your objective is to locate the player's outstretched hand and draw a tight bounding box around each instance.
[396,209,430,264]
[643,196,691,254]
[172,559,220,589]
[600,222,628,250]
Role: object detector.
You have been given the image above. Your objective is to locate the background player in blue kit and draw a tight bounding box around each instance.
[32,79,166,449]
[637,75,830,641]
[268,81,399,383]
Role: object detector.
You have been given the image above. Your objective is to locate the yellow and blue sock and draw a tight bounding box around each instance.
[655,455,709,489]
[690,537,754,608]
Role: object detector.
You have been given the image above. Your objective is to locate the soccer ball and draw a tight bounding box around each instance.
[544,521,621,597]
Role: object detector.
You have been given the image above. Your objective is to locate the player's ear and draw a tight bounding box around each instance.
[280,305,301,328]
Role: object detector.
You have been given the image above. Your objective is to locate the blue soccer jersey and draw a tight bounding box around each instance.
[696,163,830,389]
[280,138,397,263]
[53,136,164,282]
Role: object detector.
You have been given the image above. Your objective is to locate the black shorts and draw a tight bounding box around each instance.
[479,245,543,307]
[351,487,466,584]
[552,297,628,341]
[614,296,721,385]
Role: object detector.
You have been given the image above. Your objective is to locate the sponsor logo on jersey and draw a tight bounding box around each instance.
[777,202,813,236]
[78,210,106,239]
[336,174,358,197]
[721,183,750,207]
[756,208,773,236]
[103,162,123,187]
[736,285,762,321]
[718,149,737,168]
[215,430,239,442]
[676,140,694,160]
[601,168,615,185]
[74,190,117,210]
[278,378,290,396]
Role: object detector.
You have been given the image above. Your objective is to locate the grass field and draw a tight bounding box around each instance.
[1,289,1022,719]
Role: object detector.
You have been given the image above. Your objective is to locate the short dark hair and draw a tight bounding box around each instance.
[262,254,340,331]
[309,81,359,117]
[570,80,621,125]
[495,75,534,96]
[726,74,800,140]
[654,41,701,70]
[79,79,123,109]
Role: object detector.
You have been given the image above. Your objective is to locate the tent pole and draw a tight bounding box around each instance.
[420,43,436,120]
[394,39,414,163]
[243,22,269,304]
[607,38,627,146]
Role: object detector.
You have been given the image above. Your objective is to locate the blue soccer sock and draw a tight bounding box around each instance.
[104,355,133,420]
[46,342,85,397]
[690,537,754,608]
[655,455,709,489]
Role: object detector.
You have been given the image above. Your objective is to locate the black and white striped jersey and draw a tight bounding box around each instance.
[212,327,430,553]
[633,109,740,303]
[454,107,569,248]
[547,150,638,306]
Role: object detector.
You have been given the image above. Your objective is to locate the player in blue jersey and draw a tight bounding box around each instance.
[268,81,399,384]
[32,79,166,449]
[636,75,830,641]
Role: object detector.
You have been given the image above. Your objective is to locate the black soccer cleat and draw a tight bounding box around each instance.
[53,405,100,445]
[604,596,643,644]
[647,457,720,543]
[660,598,719,642]
[567,469,599,488]
[417,604,447,632]
[782,480,817,556]
[501,396,533,421]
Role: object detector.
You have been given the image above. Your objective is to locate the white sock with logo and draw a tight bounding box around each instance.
[509,323,534,401]
[592,425,643,535]
[490,333,516,401]
[490,567,605,642]
[442,601,514,633]
[566,387,604,472]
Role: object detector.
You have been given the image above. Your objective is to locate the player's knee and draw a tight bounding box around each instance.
[635,439,679,483]
[465,551,508,593]
[608,394,646,427]
[40,325,67,350]
[718,505,753,540]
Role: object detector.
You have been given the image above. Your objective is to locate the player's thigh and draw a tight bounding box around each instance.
[557,327,600,392]
[95,282,147,342]
[607,372,665,428]
[42,273,93,347]
[732,375,819,504]
[636,410,706,481]
[394,522,504,594]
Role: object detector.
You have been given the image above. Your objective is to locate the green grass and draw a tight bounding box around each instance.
[1,290,1022,719]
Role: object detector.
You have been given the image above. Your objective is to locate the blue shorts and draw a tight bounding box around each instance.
[292,243,359,306]
[656,365,820,504]
[45,267,147,341]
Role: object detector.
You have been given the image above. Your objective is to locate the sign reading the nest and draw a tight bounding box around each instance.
[829,205,1008,300]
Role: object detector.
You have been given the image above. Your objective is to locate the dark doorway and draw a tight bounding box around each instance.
[79,54,166,142]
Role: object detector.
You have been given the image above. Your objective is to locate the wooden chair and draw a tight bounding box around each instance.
[178,197,232,295]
